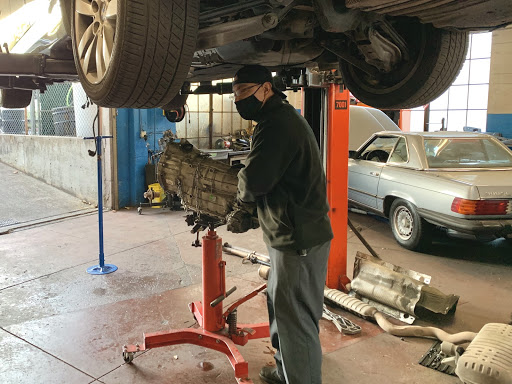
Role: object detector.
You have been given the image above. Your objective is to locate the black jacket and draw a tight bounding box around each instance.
[238,94,333,250]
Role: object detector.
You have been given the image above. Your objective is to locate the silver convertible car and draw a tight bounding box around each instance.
[348,132,512,251]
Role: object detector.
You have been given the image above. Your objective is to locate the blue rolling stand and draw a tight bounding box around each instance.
[84,135,118,275]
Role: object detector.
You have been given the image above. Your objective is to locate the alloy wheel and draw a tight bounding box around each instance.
[74,0,117,84]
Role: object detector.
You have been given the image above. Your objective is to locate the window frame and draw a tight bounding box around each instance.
[387,137,410,165]
[355,135,401,163]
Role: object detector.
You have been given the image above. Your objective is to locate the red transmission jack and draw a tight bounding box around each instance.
[122,227,270,383]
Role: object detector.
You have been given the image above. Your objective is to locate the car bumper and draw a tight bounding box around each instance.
[418,208,512,237]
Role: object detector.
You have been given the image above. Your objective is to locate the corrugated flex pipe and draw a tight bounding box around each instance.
[324,288,477,345]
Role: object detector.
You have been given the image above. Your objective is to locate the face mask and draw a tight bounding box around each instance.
[235,85,264,120]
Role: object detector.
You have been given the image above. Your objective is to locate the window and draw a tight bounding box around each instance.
[424,138,512,168]
[358,136,399,163]
[389,138,408,163]
[409,32,492,133]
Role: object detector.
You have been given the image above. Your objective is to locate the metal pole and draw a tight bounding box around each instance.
[97,135,105,268]
[85,135,117,275]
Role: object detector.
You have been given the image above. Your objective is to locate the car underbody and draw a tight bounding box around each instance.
[1,0,512,110]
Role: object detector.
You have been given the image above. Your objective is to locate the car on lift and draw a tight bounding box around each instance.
[348,131,512,250]
[1,0,511,115]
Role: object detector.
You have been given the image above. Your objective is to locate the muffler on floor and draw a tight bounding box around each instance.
[326,286,512,383]
[455,323,512,384]
[350,252,459,324]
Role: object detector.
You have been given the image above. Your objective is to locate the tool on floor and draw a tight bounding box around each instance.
[418,340,459,376]
[122,223,270,384]
[322,304,361,335]
[84,135,117,275]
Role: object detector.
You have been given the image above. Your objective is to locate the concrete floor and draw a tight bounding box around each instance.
[1,204,512,384]
[0,162,93,230]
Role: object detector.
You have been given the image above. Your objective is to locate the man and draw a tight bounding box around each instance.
[227,65,333,384]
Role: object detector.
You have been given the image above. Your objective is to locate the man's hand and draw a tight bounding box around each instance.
[226,200,259,233]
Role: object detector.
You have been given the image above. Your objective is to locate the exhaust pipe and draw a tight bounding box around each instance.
[324,287,477,344]
[222,243,271,267]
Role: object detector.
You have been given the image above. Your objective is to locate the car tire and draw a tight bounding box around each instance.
[161,82,190,110]
[0,89,33,109]
[339,22,468,109]
[389,198,432,251]
[71,0,199,108]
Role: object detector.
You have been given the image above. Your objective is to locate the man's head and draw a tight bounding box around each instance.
[232,65,285,120]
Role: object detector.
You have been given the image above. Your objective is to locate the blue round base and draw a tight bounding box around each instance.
[87,264,118,275]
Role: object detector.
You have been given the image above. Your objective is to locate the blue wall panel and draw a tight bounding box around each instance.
[487,114,512,139]
[117,109,175,208]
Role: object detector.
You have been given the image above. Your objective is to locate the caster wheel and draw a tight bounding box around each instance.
[137,207,142,215]
[123,351,134,363]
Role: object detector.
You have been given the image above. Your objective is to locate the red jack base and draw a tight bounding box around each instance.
[122,229,270,383]
[123,327,265,383]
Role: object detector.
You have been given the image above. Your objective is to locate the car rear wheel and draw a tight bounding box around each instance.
[390,198,432,251]
[340,21,468,109]
[71,0,199,108]
[0,89,32,109]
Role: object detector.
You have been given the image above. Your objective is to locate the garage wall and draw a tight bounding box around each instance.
[175,81,302,149]
[176,81,251,149]
[0,107,116,207]
[116,108,176,208]
[0,135,99,202]
[487,25,512,138]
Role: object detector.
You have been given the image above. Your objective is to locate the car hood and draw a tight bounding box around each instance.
[431,170,512,199]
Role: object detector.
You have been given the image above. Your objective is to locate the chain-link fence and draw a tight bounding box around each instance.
[0,82,97,137]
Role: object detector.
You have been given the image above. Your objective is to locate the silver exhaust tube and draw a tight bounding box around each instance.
[324,288,477,345]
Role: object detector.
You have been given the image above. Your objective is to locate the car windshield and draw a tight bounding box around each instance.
[424,137,512,168]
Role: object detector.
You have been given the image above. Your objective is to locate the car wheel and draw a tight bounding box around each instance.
[160,82,190,110]
[71,0,199,108]
[0,89,32,108]
[339,21,468,109]
[390,199,432,251]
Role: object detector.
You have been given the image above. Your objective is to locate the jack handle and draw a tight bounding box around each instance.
[211,286,237,307]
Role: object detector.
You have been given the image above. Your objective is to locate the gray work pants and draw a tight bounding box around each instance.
[266,241,330,384]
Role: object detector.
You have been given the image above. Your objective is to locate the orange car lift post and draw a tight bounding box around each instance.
[326,84,350,290]
[122,83,350,383]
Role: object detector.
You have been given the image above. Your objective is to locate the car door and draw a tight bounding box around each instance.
[349,136,400,210]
